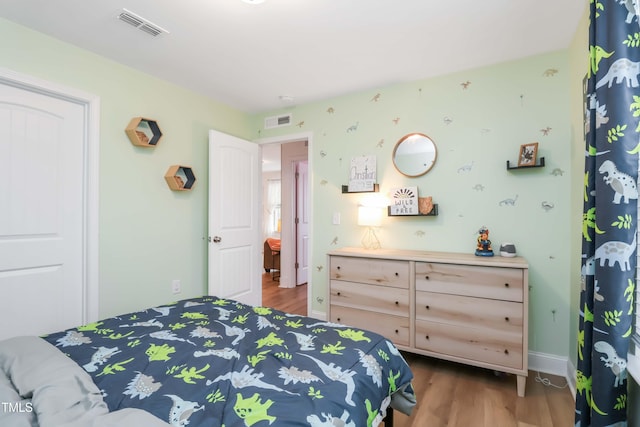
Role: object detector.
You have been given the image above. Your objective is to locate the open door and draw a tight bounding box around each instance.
[296,160,309,285]
[208,130,261,306]
[279,140,308,288]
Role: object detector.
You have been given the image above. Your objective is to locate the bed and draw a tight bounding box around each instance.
[0,295,415,427]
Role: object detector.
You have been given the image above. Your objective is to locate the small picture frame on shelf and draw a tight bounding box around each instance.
[517,142,538,167]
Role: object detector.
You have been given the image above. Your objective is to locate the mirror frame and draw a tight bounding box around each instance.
[392,133,437,177]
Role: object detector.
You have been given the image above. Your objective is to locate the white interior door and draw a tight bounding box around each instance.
[296,161,309,285]
[0,81,86,340]
[208,130,261,306]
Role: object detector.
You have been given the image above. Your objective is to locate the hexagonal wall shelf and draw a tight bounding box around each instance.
[164,165,196,191]
[125,117,163,147]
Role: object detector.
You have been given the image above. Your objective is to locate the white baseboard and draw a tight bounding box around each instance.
[528,350,576,399]
[310,309,326,321]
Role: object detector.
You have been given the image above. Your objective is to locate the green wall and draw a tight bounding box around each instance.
[1,14,589,361]
[0,18,251,318]
[253,50,583,358]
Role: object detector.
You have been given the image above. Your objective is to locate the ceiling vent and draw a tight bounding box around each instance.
[264,113,292,130]
[117,9,169,37]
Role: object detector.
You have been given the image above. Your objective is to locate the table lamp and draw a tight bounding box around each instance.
[358,205,382,249]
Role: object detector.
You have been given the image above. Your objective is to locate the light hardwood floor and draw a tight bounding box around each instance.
[262,272,307,316]
[390,354,574,427]
[262,273,575,427]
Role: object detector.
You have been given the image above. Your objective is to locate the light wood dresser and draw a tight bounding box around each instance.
[327,247,529,397]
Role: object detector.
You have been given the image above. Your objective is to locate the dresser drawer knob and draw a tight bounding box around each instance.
[337,266,341,270]
[337,292,341,296]
[337,317,341,322]
[395,272,399,276]
[395,329,399,334]
[504,283,509,288]
[504,349,509,355]
[425,335,430,340]
[424,275,430,280]
[395,301,399,305]
[505,317,510,322]
[425,305,430,310]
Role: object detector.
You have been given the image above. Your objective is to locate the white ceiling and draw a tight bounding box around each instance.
[1,0,585,113]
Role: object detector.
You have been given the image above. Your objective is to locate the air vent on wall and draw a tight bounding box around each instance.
[264,113,292,129]
[117,8,169,37]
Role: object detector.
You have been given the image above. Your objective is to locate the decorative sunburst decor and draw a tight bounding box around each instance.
[393,187,415,198]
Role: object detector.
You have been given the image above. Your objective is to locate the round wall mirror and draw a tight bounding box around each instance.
[392,133,437,177]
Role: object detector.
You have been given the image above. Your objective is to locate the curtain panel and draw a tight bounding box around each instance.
[576,1,640,425]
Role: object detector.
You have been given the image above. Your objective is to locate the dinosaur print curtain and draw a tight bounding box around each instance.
[576,1,640,425]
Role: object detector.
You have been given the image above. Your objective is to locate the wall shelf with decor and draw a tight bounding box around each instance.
[164,165,196,191]
[341,184,379,194]
[506,157,546,170]
[125,117,163,147]
[388,204,438,216]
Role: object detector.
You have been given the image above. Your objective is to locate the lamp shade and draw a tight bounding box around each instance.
[358,206,382,227]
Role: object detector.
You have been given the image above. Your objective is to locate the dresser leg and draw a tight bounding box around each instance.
[516,375,526,397]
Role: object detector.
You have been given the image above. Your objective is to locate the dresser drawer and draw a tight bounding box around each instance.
[415,291,523,332]
[415,262,523,301]
[330,256,409,289]
[415,320,523,370]
[331,280,409,317]
[330,306,409,346]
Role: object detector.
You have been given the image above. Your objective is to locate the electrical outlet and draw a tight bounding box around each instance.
[172,279,181,294]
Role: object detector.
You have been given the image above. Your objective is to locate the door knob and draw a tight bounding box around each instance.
[211,236,222,243]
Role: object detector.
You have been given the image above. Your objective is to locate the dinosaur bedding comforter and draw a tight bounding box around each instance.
[2,296,415,427]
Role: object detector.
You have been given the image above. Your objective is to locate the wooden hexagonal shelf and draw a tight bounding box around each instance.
[125,117,163,147]
[164,165,196,191]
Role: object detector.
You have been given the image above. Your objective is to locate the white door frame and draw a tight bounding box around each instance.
[0,67,100,323]
[256,132,313,315]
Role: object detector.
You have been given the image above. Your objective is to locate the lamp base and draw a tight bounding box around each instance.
[361,227,381,250]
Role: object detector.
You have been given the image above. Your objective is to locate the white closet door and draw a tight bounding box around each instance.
[0,82,85,340]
